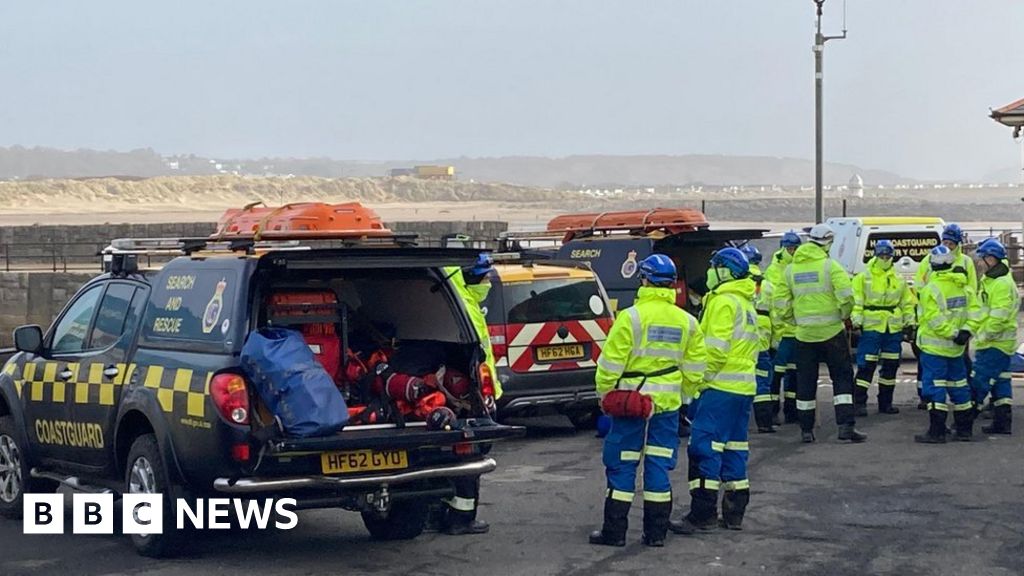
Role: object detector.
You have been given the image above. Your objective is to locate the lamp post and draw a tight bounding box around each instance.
[813,0,847,224]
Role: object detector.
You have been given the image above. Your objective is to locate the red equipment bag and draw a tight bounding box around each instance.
[266,291,342,381]
[601,390,653,419]
[600,367,680,419]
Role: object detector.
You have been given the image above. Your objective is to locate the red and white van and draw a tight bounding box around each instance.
[483,261,614,428]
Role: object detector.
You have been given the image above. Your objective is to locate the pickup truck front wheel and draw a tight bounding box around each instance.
[125,434,182,557]
[361,499,429,540]
[0,416,58,519]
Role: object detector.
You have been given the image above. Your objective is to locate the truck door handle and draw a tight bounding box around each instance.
[103,365,120,379]
[58,369,74,382]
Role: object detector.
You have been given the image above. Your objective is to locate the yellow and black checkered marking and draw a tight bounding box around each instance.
[139,365,212,418]
[13,361,211,418]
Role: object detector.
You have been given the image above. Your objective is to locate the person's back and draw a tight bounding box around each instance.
[772,224,864,444]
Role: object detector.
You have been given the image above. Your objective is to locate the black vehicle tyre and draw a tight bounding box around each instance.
[0,416,58,519]
[567,410,599,431]
[125,433,182,558]
[361,499,430,540]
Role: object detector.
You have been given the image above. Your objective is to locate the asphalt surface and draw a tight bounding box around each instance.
[0,365,1022,576]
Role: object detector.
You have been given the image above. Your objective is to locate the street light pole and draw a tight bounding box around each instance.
[813,0,846,224]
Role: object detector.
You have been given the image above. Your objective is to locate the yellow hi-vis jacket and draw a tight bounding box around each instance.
[915,246,977,289]
[915,269,982,358]
[699,278,759,396]
[764,248,796,345]
[851,257,915,333]
[595,286,707,413]
[975,262,1019,355]
[750,264,773,352]
[445,267,502,399]
[774,243,853,343]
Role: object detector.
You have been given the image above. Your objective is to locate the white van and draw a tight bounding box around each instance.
[827,217,944,285]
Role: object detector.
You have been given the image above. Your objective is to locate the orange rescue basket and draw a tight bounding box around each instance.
[212,201,393,241]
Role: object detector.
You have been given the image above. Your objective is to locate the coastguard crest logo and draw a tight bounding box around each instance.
[621,250,638,279]
[202,278,227,334]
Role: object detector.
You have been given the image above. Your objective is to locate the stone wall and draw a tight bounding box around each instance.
[0,220,509,346]
[0,272,94,347]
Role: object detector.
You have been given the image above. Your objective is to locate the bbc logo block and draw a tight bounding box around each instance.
[24,493,163,535]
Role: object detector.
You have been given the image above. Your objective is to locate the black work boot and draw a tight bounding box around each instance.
[982,405,1012,435]
[444,520,490,535]
[642,500,672,547]
[837,424,867,443]
[720,489,750,531]
[754,402,776,433]
[589,497,629,546]
[670,488,718,535]
[877,385,899,414]
[953,409,974,442]
[801,430,816,443]
[914,409,947,444]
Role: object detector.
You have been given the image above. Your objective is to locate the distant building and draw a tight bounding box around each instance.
[389,168,415,177]
[848,173,864,198]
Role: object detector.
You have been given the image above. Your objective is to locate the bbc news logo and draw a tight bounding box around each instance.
[24,494,298,534]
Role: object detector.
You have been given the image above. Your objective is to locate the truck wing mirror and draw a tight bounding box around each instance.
[13,325,43,355]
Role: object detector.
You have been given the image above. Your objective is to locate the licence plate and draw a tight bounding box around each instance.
[320,450,408,474]
[536,344,586,362]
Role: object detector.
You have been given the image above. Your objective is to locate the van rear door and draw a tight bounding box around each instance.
[497,269,613,374]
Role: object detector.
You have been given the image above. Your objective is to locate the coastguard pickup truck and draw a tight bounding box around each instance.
[0,202,522,556]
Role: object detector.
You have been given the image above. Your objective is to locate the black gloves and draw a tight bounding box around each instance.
[952,330,971,346]
[903,325,917,341]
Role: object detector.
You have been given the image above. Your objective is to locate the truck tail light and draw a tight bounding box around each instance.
[478,364,496,399]
[211,373,250,425]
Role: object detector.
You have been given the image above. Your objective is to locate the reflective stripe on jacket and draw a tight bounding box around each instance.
[595,286,707,413]
[851,257,915,333]
[976,263,1019,355]
[915,269,981,358]
[445,266,501,399]
[751,264,773,352]
[774,243,853,343]
[699,278,758,396]
[764,248,795,343]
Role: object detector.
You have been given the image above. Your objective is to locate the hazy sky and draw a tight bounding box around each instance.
[1,1,1022,181]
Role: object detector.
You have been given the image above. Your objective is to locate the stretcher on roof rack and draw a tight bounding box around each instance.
[102,202,419,258]
[500,208,710,245]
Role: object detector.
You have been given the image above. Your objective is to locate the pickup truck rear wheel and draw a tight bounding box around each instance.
[0,416,58,519]
[361,499,429,540]
[125,433,181,557]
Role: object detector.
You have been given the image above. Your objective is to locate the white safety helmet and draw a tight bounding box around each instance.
[929,245,955,269]
[808,223,835,246]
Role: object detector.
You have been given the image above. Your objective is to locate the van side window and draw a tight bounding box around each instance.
[90,284,138,349]
[51,285,104,354]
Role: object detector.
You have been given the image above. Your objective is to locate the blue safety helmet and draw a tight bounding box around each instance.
[929,245,955,269]
[780,231,802,248]
[710,247,750,280]
[471,253,494,277]
[942,223,964,245]
[976,238,1007,260]
[873,239,895,258]
[639,253,677,285]
[739,243,763,265]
